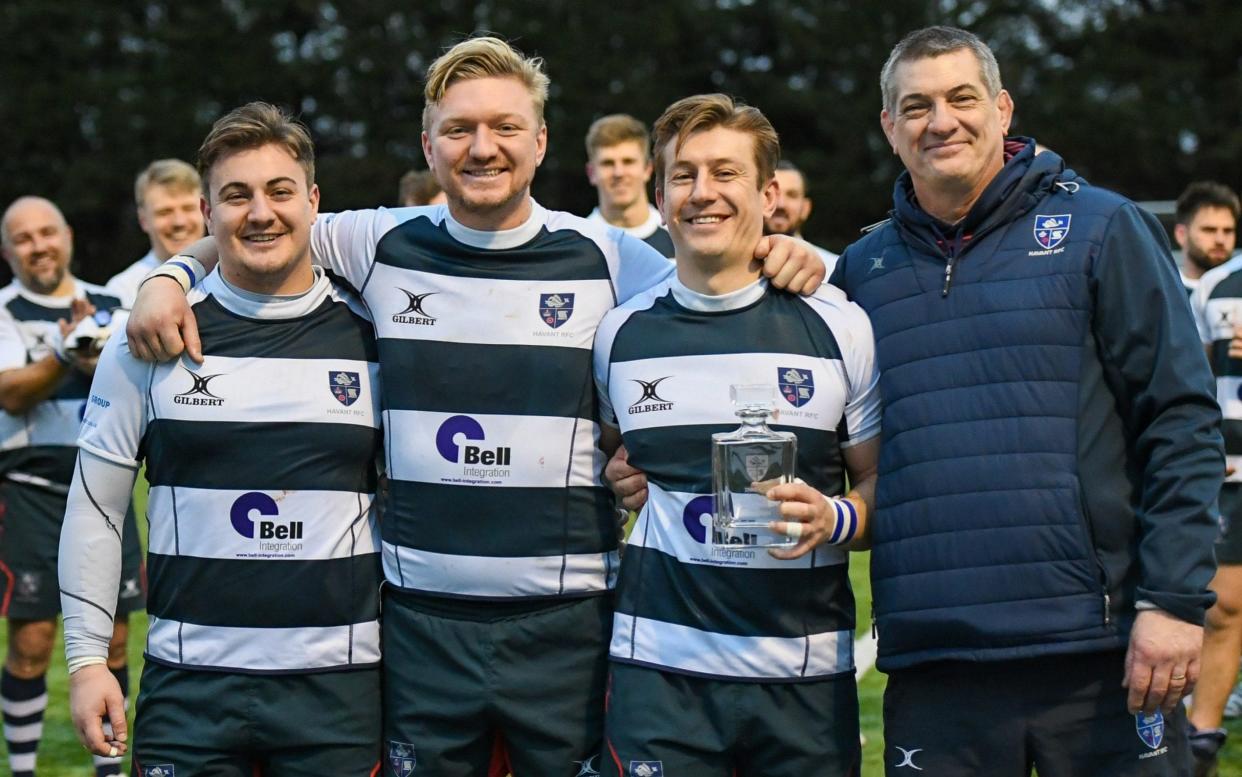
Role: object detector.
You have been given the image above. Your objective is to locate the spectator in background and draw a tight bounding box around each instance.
[584,113,675,257]
[0,196,145,777]
[1177,181,1239,293]
[106,159,205,307]
[398,168,447,206]
[764,159,839,273]
[1186,181,1241,777]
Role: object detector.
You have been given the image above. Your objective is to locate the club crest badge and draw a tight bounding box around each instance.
[745,453,770,482]
[15,571,40,600]
[629,762,664,777]
[539,293,575,329]
[329,371,361,406]
[389,741,417,776]
[778,367,814,407]
[1135,711,1164,749]
[1034,214,1071,250]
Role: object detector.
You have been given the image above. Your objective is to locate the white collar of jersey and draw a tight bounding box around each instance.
[586,204,662,240]
[206,265,329,320]
[138,249,160,268]
[444,199,547,250]
[14,277,85,307]
[671,275,768,313]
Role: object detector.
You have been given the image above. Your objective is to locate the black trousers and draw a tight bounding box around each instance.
[883,650,1191,777]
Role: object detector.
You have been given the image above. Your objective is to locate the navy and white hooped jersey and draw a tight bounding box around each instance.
[310,200,675,600]
[586,205,677,258]
[1193,253,1242,482]
[593,276,881,681]
[78,267,382,673]
[0,278,121,491]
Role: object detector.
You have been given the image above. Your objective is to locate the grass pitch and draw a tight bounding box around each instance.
[4,484,1242,775]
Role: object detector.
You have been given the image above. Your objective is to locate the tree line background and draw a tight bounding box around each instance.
[0,0,1239,284]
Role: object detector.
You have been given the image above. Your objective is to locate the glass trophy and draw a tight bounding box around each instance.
[711,384,797,548]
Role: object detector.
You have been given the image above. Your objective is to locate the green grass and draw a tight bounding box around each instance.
[6,495,1242,775]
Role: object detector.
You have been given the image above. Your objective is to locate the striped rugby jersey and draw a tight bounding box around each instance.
[1193,253,1242,483]
[310,200,674,600]
[593,276,881,681]
[78,268,382,673]
[0,279,121,491]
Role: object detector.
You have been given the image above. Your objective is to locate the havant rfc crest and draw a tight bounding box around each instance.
[1135,711,1164,750]
[389,741,417,776]
[778,367,814,408]
[1033,214,1071,250]
[330,371,361,406]
[540,293,575,329]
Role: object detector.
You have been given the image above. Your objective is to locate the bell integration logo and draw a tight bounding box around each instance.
[230,492,304,555]
[682,494,758,553]
[435,415,512,482]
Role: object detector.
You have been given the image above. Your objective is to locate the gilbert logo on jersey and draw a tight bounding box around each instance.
[629,377,674,415]
[174,367,225,406]
[393,289,436,325]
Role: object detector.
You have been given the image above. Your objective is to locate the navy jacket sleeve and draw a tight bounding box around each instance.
[1092,202,1222,625]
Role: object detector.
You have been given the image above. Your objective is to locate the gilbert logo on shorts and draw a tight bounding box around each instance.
[174,367,224,406]
[143,766,175,777]
[629,762,663,777]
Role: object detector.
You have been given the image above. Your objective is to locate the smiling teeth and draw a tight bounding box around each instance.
[248,235,280,242]
[467,170,502,177]
[691,216,723,224]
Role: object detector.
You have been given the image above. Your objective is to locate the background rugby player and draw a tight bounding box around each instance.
[0,196,145,777]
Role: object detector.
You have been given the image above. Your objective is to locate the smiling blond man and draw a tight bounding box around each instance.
[584,114,674,257]
[106,160,206,308]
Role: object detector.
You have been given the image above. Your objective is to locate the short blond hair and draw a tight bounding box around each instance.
[651,94,779,190]
[134,159,200,208]
[422,36,550,132]
[585,114,650,160]
[198,102,315,197]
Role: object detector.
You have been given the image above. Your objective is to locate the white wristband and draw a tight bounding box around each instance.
[67,655,108,675]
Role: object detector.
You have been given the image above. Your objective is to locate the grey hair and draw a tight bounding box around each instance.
[880,26,1002,113]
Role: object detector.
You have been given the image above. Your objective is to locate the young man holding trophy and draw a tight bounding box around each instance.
[593,94,880,777]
